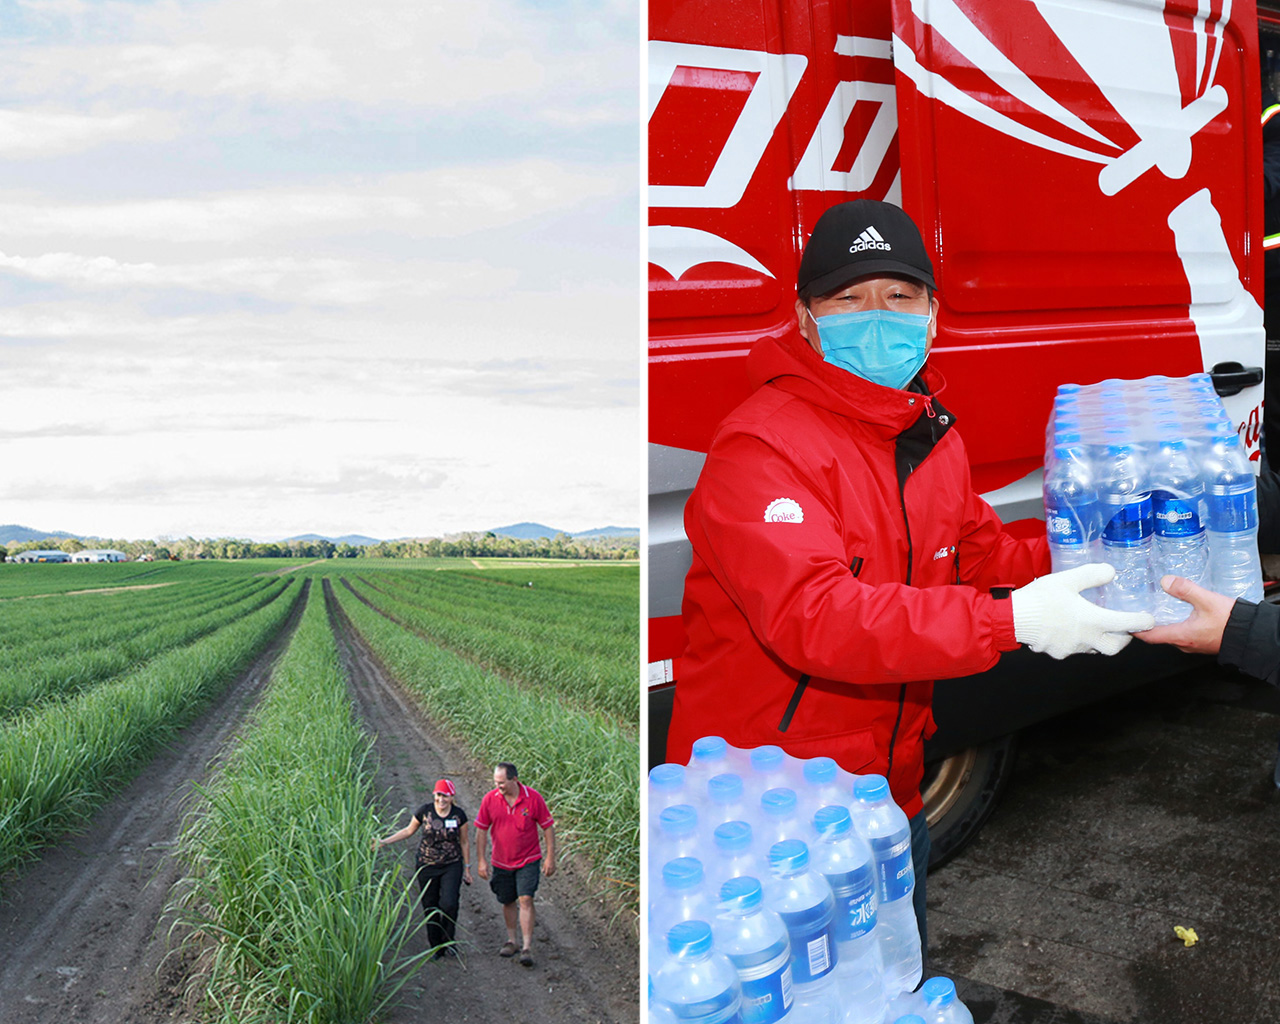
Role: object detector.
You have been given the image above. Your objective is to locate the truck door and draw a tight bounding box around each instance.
[888,0,1266,506]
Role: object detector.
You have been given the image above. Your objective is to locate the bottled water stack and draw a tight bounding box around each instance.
[648,738,925,1024]
[1044,375,1262,619]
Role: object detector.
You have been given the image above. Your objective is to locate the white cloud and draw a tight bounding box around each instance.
[0,106,177,157]
[0,250,512,305]
[0,159,625,245]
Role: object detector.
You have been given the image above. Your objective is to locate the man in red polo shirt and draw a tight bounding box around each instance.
[474,761,556,967]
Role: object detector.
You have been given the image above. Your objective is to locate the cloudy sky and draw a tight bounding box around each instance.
[0,0,639,541]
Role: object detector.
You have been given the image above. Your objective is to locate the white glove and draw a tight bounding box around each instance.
[1011,563,1155,660]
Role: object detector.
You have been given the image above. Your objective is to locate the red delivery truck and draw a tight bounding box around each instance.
[649,0,1276,863]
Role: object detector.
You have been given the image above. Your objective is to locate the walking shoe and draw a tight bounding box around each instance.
[519,949,534,967]
[499,940,518,958]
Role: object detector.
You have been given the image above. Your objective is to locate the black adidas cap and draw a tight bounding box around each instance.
[797,199,936,296]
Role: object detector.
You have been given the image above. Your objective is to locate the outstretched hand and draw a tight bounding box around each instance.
[1011,563,1155,659]
[1134,575,1235,655]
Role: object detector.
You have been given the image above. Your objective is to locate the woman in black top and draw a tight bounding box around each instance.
[375,778,472,956]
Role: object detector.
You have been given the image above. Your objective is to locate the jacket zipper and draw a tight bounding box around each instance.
[887,466,913,781]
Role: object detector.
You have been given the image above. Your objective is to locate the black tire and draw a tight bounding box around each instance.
[921,732,1018,869]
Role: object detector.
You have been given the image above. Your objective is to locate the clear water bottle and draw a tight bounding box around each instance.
[1148,438,1210,624]
[808,806,885,1024]
[652,920,742,1024]
[763,840,839,986]
[849,776,921,997]
[764,839,842,1024]
[1202,434,1264,602]
[747,746,797,802]
[652,857,714,967]
[1044,442,1100,572]
[797,758,852,822]
[759,788,804,848]
[709,820,765,894]
[891,1016,927,1024]
[651,764,691,818]
[714,876,796,1024]
[919,977,974,1024]
[705,773,751,828]
[653,804,704,879]
[1096,442,1155,612]
[689,735,740,786]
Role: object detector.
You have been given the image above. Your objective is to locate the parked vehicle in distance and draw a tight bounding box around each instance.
[649,0,1275,864]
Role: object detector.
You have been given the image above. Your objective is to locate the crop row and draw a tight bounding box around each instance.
[0,581,301,880]
[334,583,639,906]
[379,566,637,651]
[0,575,271,660]
[176,584,427,1024]
[0,578,293,720]
[348,574,638,727]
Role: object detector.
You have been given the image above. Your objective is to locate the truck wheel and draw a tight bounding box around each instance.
[921,733,1018,869]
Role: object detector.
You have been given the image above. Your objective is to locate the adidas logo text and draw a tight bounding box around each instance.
[849,225,891,254]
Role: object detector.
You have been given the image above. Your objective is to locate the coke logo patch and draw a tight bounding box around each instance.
[764,498,804,524]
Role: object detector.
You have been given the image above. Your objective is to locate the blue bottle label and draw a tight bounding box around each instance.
[1101,494,1153,547]
[1208,488,1258,532]
[777,911,836,983]
[825,868,877,942]
[1044,498,1090,545]
[735,950,794,1024]
[870,834,914,903]
[1151,491,1204,538]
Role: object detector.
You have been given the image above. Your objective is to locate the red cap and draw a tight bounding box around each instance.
[433,779,456,796]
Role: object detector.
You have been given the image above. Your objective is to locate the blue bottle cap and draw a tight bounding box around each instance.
[802,756,838,786]
[662,856,704,890]
[760,787,797,818]
[707,773,744,804]
[649,763,686,792]
[813,805,853,837]
[922,976,958,1006]
[853,774,890,803]
[659,804,698,837]
[719,875,764,910]
[768,838,809,872]
[750,745,785,772]
[667,919,713,956]
[692,735,728,763]
[713,819,753,852]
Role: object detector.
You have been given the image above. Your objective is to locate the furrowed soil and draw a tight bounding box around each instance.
[0,578,638,1024]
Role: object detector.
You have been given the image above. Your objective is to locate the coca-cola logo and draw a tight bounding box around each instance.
[764,498,804,524]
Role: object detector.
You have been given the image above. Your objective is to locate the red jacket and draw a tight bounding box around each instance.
[667,334,1050,818]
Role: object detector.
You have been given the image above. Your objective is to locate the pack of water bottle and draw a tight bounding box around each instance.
[647,736,974,1024]
[1044,374,1263,623]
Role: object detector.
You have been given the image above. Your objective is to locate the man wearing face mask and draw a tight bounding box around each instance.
[667,200,1153,953]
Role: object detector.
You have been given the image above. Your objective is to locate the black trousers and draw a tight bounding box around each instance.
[415,860,463,948]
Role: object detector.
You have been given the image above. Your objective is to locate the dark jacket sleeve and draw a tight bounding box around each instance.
[1218,599,1280,686]
[1257,466,1280,555]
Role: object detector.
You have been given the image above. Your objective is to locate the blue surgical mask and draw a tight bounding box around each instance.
[806,308,932,390]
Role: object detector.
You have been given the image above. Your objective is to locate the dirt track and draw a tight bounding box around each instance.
[0,578,638,1023]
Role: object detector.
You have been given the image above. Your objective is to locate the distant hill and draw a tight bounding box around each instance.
[0,524,82,545]
[487,522,638,541]
[282,533,381,546]
[573,525,638,539]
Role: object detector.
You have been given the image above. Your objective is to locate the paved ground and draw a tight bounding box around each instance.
[928,662,1280,1024]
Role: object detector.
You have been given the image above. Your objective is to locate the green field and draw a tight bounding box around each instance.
[0,558,638,1014]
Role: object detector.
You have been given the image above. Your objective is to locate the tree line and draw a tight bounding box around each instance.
[2,531,638,563]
